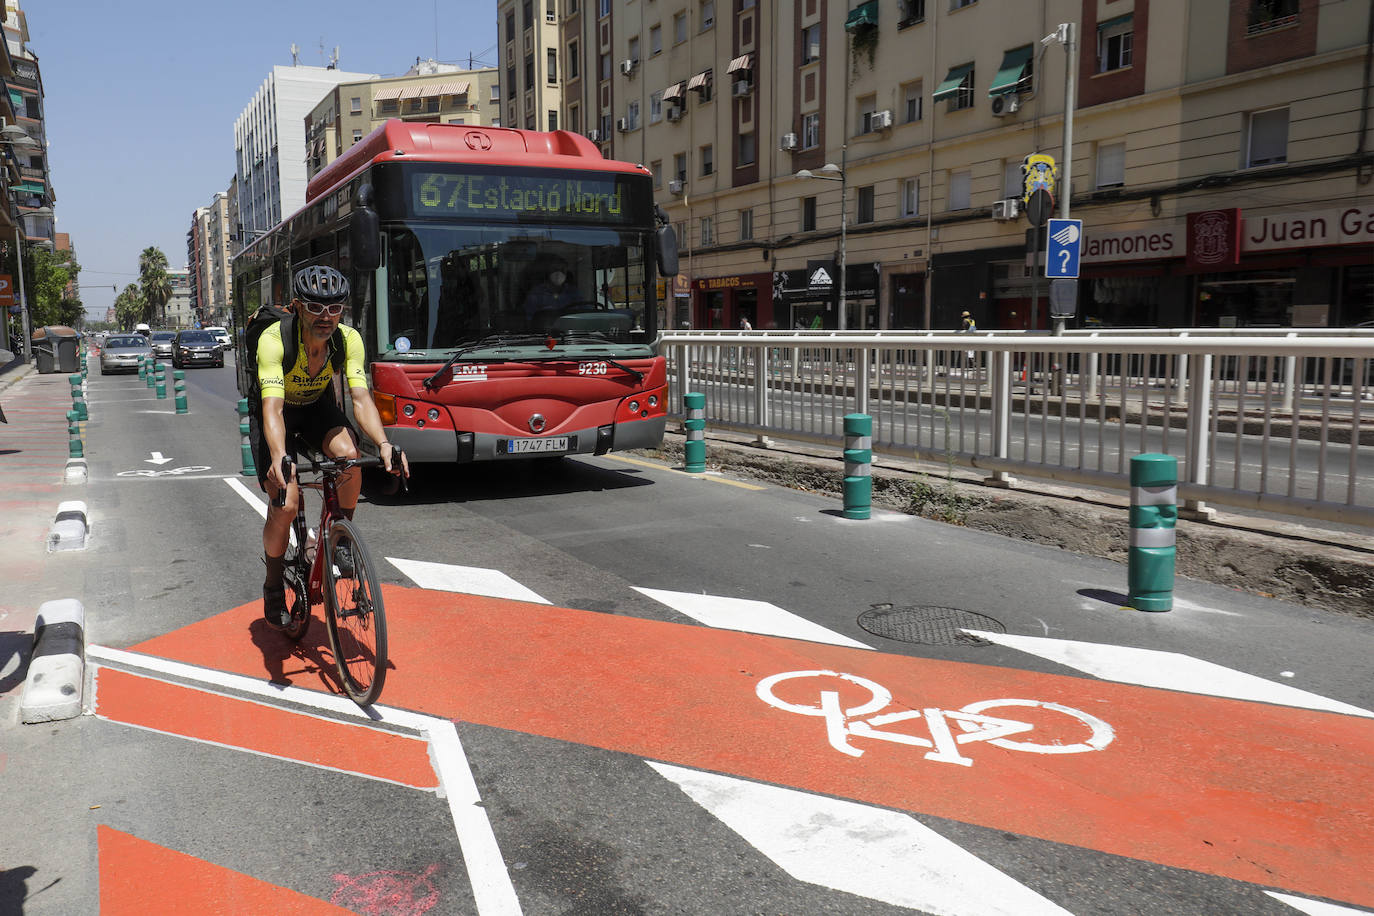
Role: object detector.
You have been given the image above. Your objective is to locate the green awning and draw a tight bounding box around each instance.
[844,0,878,31]
[932,63,973,102]
[1098,13,1132,31]
[7,89,21,109]
[15,181,44,195]
[988,45,1033,97]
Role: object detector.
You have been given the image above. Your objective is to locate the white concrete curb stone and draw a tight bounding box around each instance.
[48,500,88,551]
[65,458,88,484]
[20,598,86,723]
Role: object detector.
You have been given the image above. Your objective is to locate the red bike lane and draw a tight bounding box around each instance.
[101,584,1374,912]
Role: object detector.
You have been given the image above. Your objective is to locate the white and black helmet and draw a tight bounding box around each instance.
[292,265,350,303]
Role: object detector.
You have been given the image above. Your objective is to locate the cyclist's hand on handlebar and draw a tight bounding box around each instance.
[269,456,295,507]
[380,443,410,479]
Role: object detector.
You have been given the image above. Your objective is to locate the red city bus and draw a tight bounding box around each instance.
[232,119,678,464]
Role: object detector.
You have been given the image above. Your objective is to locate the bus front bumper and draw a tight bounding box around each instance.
[384,415,666,464]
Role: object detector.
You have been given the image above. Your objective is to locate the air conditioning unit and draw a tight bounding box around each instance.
[991,95,1020,117]
[665,106,684,122]
[546,12,557,21]
[587,129,602,142]
[991,197,1021,221]
[616,117,629,132]
[871,109,893,130]
[668,178,685,194]
[620,58,637,76]
[779,132,798,151]
[732,80,753,97]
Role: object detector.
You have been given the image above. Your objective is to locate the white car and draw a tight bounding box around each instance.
[204,326,231,348]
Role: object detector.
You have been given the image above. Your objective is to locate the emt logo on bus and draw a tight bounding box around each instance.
[414,172,635,224]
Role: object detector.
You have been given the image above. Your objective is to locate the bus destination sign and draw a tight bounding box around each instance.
[412,171,643,225]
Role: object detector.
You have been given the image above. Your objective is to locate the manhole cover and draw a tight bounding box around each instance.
[856,604,1006,646]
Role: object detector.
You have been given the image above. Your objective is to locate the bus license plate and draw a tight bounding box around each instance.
[503,436,571,455]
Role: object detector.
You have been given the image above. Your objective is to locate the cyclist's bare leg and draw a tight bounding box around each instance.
[320,425,361,518]
[262,477,299,555]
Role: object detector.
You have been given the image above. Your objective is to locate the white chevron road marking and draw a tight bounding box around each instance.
[387,557,552,604]
[634,586,872,648]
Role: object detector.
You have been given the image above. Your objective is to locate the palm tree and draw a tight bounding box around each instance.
[138,246,171,326]
[114,284,144,331]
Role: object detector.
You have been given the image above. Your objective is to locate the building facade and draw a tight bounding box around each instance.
[165,268,193,328]
[204,191,232,325]
[304,61,502,180]
[546,0,1372,330]
[497,0,565,132]
[234,64,378,240]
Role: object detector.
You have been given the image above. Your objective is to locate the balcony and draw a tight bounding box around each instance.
[1247,0,1299,35]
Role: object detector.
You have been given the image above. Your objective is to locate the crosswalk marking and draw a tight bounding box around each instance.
[964,630,1374,718]
[633,586,873,649]
[1266,892,1373,915]
[649,761,1074,916]
[387,557,552,604]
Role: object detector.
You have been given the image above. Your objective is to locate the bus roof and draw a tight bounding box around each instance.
[306,120,648,204]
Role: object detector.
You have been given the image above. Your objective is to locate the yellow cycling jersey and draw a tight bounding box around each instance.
[256,320,368,406]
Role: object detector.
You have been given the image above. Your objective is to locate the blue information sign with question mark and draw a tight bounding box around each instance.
[1046,218,1083,279]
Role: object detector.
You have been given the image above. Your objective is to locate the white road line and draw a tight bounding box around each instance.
[1265,892,1373,915]
[648,762,1073,916]
[386,557,552,604]
[964,631,1374,718]
[87,645,523,915]
[224,476,268,520]
[633,587,872,649]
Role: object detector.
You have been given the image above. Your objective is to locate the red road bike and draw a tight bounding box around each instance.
[273,450,404,706]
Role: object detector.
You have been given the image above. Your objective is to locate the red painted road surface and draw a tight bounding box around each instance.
[113,585,1374,911]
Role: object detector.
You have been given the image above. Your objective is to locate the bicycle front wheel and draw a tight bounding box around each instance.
[323,518,388,706]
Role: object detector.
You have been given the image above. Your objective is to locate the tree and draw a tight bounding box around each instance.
[138,246,171,326]
[114,284,144,330]
[26,247,80,329]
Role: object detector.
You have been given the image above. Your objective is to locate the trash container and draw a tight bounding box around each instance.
[32,337,55,373]
[55,335,80,372]
[31,326,80,374]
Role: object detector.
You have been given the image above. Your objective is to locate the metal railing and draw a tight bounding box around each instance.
[658,330,1374,528]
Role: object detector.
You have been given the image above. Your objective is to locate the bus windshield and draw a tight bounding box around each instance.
[382,223,655,358]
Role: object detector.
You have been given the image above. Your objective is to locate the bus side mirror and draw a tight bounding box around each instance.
[351,208,381,272]
[655,224,679,278]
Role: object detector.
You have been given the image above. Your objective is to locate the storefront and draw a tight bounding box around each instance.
[770,261,879,329]
[691,272,772,328]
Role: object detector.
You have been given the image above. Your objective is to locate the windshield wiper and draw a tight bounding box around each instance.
[421,334,549,390]
[552,332,646,383]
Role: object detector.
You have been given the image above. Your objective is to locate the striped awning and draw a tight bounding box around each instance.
[399,84,427,100]
[686,70,711,91]
[726,53,755,74]
[434,80,471,96]
[661,81,685,101]
[372,85,404,101]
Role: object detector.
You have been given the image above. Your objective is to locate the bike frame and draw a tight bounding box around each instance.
[289,467,345,607]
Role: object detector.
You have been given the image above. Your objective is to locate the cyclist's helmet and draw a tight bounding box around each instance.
[292,265,350,304]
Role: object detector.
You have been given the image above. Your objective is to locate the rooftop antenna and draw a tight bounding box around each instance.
[329,46,339,69]
[290,43,299,66]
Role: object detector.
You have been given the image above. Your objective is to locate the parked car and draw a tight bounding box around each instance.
[172,329,224,369]
[203,326,231,349]
[150,331,177,359]
[99,334,153,374]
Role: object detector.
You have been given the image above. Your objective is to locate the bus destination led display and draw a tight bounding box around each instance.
[411,171,644,225]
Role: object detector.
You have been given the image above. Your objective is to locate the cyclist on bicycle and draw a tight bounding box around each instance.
[256,265,408,628]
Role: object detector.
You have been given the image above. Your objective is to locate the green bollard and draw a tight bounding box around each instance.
[155,362,167,399]
[145,358,156,387]
[238,398,257,477]
[1128,453,1178,612]
[69,374,87,420]
[66,410,83,459]
[173,370,187,414]
[842,413,873,520]
[683,391,706,473]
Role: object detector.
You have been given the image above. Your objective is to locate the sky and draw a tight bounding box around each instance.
[28,0,499,322]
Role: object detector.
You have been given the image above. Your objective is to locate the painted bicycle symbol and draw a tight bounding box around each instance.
[116,465,212,477]
[756,670,1115,767]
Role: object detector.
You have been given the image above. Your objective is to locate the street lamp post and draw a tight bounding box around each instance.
[795,162,847,332]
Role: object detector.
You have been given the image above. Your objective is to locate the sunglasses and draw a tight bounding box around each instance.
[300,300,345,317]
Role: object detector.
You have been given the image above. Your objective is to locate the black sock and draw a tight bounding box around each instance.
[264,553,284,588]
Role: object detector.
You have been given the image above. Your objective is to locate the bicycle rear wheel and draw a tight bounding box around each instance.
[323,519,387,705]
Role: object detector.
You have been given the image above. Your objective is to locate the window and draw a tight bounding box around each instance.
[507,65,516,92]
[506,11,516,41]
[802,112,820,149]
[857,186,875,224]
[933,63,974,111]
[600,53,611,80]
[674,152,688,182]
[740,208,754,239]
[491,84,501,101]
[448,118,467,125]
[700,0,714,30]
[627,100,640,129]
[568,41,579,78]
[738,132,756,166]
[350,96,362,114]
[801,24,821,64]
[1098,16,1133,72]
[898,0,924,25]
[1096,142,1125,188]
[701,216,713,246]
[650,90,664,123]
[1248,0,1299,35]
[701,144,714,176]
[569,0,578,13]
[548,49,558,82]
[1003,161,1022,198]
[674,11,688,43]
[599,0,611,16]
[568,104,580,132]
[1247,108,1289,167]
[525,55,535,85]
[628,36,640,64]
[948,170,971,209]
[547,0,557,19]
[857,95,877,134]
[650,24,663,54]
[949,0,974,8]
[903,82,922,123]
[651,160,663,188]
[382,98,399,113]
[802,196,817,231]
[548,109,559,130]
[900,178,919,217]
[523,0,533,26]
[352,129,363,143]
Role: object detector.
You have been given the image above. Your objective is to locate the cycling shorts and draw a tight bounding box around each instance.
[250,392,353,488]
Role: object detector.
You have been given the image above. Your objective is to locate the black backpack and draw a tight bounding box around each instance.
[243,304,345,419]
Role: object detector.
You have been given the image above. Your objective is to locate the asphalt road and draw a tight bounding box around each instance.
[2,353,1371,915]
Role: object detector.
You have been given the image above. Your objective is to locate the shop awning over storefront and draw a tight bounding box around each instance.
[843,0,878,31]
[988,45,1033,97]
[932,63,974,102]
[726,53,755,74]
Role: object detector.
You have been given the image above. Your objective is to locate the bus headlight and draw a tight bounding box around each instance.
[402,404,416,417]
[628,400,640,413]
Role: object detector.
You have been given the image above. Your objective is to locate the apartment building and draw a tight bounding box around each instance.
[3,0,55,246]
[538,0,1371,330]
[187,207,207,322]
[204,191,232,325]
[305,61,502,181]
[234,64,378,240]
